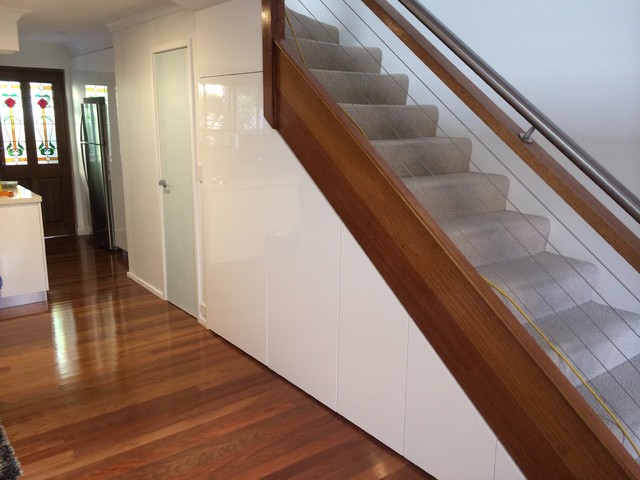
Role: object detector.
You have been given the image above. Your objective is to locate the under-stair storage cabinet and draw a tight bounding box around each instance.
[0,185,48,308]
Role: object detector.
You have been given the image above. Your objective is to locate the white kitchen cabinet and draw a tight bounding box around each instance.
[0,185,48,308]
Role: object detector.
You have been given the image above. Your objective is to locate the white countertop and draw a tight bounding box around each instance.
[0,184,42,205]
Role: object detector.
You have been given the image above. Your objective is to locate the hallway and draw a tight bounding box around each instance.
[0,236,432,479]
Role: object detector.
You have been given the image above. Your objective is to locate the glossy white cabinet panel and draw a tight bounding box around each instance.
[195,0,262,76]
[404,322,497,480]
[337,227,408,453]
[200,73,267,363]
[495,442,526,480]
[266,139,340,410]
[0,201,48,307]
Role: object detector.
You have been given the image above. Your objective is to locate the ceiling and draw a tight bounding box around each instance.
[0,0,217,56]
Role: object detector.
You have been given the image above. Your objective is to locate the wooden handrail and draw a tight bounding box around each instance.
[262,0,640,478]
[362,0,640,272]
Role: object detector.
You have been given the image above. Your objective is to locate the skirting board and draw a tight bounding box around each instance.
[0,291,47,308]
[127,272,165,299]
[76,224,91,236]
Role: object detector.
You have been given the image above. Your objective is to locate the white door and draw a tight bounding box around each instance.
[154,47,198,317]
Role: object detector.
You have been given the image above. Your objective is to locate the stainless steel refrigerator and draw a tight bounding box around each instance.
[80,97,116,250]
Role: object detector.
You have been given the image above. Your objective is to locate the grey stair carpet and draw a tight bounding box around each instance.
[477,252,599,320]
[527,301,640,386]
[286,9,640,459]
[578,354,640,459]
[311,69,409,105]
[290,38,383,73]
[340,104,439,139]
[285,8,339,43]
[438,210,550,267]
[372,137,472,177]
[403,172,509,220]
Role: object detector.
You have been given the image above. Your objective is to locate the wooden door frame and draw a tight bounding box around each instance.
[0,66,76,236]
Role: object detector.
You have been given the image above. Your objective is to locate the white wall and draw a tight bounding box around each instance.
[419,0,640,199]
[0,42,70,70]
[111,9,196,296]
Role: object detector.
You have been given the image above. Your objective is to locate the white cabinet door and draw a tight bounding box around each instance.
[0,202,48,306]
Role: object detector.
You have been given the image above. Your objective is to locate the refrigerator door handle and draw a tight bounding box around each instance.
[80,112,89,181]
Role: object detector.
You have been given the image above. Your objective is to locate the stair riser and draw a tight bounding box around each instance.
[447,226,549,267]
[341,104,438,139]
[286,10,339,43]
[290,39,382,73]
[404,174,509,220]
[312,70,409,105]
[577,358,640,460]
[373,138,471,177]
[528,301,640,385]
[480,256,599,320]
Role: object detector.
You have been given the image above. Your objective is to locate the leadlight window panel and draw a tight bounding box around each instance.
[84,84,113,158]
[0,80,28,165]
[30,82,59,165]
[85,84,108,104]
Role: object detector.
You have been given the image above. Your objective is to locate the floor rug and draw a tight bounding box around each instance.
[0,422,22,480]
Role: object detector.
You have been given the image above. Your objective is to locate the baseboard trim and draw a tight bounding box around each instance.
[77,224,91,236]
[0,291,47,308]
[127,272,165,299]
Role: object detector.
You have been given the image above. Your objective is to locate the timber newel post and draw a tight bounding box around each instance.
[262,0,285,128]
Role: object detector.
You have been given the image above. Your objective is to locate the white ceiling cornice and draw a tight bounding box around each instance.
[106,4,184,34]
[169,0,230,11]
[0,7,31,54]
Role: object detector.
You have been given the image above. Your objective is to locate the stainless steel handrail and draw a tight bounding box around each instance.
[398,0,640,224]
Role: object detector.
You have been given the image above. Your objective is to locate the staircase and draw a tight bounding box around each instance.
[286,8,640,459]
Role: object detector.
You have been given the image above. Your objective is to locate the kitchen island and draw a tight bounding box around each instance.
[0,184,49,308]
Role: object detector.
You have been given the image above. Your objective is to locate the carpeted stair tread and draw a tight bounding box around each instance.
[403,172,509,219]
[340,104,438,140]
[287,38,382,73]
[371,137,471,177]
[285,9,340,43]
[526,301,640,386]
[311,69,409,105]
[439,210,550,266]
[577,355,640,459]
[478,252,599,320]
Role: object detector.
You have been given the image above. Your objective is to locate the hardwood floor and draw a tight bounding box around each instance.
[0,236,434,479]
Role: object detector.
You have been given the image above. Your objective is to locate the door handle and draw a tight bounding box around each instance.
[158,178,170,193]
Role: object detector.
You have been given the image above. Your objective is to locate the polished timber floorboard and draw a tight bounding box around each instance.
[0,236,434,479]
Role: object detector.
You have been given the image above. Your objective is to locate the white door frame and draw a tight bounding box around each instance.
[151,40,203,321]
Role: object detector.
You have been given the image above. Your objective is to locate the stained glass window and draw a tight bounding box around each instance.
[0,80,28,165]
[85,84,108,103]
[30,82,59,165]
[84,84,112,158]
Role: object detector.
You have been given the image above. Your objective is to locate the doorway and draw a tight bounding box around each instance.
[154,47,198,317]
[0,67,75,236]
